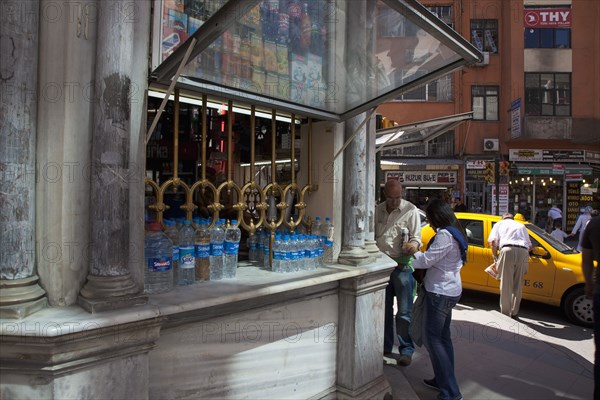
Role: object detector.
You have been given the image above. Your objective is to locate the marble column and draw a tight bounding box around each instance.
[337,0,371,267]
[0,0,47,318]
[364,110,381,258]
[338,113,372,266]
[78,0,149,312]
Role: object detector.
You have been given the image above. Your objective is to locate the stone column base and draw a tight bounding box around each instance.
[78,274,147,313]
[0,276,47,319]
[338,246,374,266]
[335,375,392,400]
[364,240,381,258]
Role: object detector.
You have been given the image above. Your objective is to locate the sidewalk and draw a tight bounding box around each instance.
[383,292,594,399]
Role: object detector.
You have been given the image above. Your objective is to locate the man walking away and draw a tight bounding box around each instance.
[487,213,532,318]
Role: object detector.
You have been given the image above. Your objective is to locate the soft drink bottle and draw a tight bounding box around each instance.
[195,218,211,281]
[209,220,225,280]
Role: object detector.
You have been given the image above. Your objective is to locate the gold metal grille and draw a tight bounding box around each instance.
[145,91,318,267]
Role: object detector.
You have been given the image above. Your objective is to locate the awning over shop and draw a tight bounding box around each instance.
[375,111,473,152]
[150,0,482,122]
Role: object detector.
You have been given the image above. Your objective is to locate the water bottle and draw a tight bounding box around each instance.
[309,234,319,270]
[224,220,241,279]
[178,220,196,285]
[144,223,174,294]
[256,228,264,264]
[311,216,321,236]
[195,218,211,281]
[272,234,282,273]
[291,233,303,271]
[282,235,292,273]
[209,220,225,280]
[163,219,180,283]
[247,233,259,262]
[303,234,316,270]
[321,217,334,264]
[262,230,271,269]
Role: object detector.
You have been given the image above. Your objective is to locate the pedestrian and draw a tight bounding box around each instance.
[581,215,600,400]
[569,206,593,251]
[546,203,563,232]
[550,221,569,243]
[412,198,467,400]
[453,197,467,212]
[376,179,422,367]
[488,213,532,318]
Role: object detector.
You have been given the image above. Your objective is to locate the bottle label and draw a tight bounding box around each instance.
[180,245,195,269]
[307,249,319,258]
[196,243,210,258]
[249,243,258,250]
[148,256,172,272]
[211,243,224,256]
[172,246,179,262]
[224,241,239,255]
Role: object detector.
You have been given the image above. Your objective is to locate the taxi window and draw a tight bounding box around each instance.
[458,219,484,247]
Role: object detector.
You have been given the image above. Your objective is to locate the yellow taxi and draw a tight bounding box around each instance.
[420,212,592,327]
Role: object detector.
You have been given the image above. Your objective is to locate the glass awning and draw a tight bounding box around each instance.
[376,112,473,151]
[151,0,482,122]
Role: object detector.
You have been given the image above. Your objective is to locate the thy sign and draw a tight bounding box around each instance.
[524,8,571,28]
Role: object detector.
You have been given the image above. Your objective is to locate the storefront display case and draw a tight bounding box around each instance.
[151,0,482,121]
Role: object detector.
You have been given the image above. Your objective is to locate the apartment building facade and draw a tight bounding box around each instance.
[376,0,600,232]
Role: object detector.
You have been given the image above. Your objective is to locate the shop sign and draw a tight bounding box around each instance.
[565,173,583,181]
[491,184,509,216]
[566,181,580,232]
[509,149,585,163]
[516,167,560,175]
[466,160,486,170]
[585,150,600,164]
[465,168,486,181]
[385,171,457,185]
[524,8,571,28]
[510,98,522,139]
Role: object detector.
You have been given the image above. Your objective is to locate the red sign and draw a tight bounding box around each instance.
[524,8,571,28]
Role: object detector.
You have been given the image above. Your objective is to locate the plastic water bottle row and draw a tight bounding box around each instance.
[144,218,241,294]
[246,216,334,272]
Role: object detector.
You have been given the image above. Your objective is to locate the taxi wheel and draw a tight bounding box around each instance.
[563,287,593,327]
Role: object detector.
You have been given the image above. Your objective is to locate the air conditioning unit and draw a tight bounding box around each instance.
[474,51,490,67]
[483,138,499,151]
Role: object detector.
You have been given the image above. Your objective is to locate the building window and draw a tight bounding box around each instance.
[428,6,454,29]
[524,73,571,116]
[378,5,452,37]
[525,28,571,48]
[428,130,455,157]
[471,20,498,53]
[396,71,453,102]
[471,86,499,121]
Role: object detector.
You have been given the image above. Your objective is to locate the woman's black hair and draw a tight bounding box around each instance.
[425,198,467,239]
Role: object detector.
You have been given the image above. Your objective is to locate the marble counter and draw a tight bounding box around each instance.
[0,256,395,337]
[1,256,396,400]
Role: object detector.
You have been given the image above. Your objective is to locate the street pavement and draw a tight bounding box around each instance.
[383,290,594,400]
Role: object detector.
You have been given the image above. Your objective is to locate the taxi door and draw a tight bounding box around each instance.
[520,230,555,297]
[457,218,492,287]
